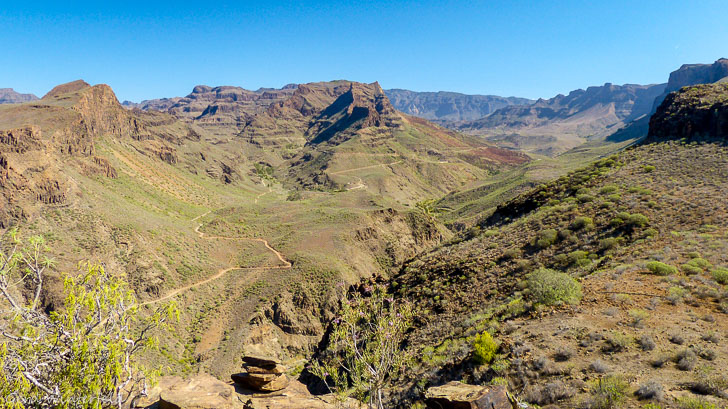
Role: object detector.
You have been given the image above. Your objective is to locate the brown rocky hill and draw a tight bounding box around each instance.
[127,84,297,138]
[648,82,728,140]
[0,88,39,104]
[384,89,533,123]
[245,81,530,201]
[0,80,199,227]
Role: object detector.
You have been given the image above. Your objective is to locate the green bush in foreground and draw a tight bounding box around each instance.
[712,267,728,284]
[646,261,678,276]
[472,331,498,365]
[527,268,582,306]
[587,376,629,409]
[0,230,178,408]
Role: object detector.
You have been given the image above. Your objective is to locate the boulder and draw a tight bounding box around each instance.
[425,382,513,409]
[158,373,237,409]
[243,362,286,375]
[241,355,281,369]
[232,372,289,392]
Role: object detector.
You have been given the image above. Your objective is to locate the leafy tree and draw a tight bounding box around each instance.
[310,284,413,409]
[0,229,178,408]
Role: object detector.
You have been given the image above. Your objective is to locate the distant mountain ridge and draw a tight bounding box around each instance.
[0,88,39,104]
[384,89,532,123]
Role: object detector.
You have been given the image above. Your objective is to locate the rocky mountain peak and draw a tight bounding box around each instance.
[42,80,91,99]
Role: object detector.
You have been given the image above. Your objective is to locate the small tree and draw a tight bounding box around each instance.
[0,229,178,408]
[310,284,413,409]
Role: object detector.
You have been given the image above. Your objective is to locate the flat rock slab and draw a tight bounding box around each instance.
[232,372,289,392]
[242,355,281,369]
[159,373,237,409]
[425,382,512,409]
[243,363,286,375]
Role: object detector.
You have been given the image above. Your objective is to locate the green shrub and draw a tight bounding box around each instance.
[571,216,594,230]
[577,194,595,203]
[588,376,629,409]
[535,229,558,248]
[677,396,722,409]
[643,165,656,173]
[599,185,618,194]
[626,213,649,228]
[527,268,582,306]
[568,250,592,267]
[712,267,728,284]
[472,331,498,364]
[682,264,703,275]
[645,261,678,276]
[686,258,712,270]
[599,237,619,251]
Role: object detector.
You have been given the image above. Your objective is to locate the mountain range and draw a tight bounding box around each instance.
[0,88,39,104]
[3,58,728,409]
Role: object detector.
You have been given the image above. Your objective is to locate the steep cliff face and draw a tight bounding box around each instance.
[305,82,403,145]
[651,58,728,111]
[0,80,194,227]
[648,82,728,140]
[132,84,297,138]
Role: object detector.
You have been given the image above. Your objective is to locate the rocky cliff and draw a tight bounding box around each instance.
[651,58,728,111]
[648,82,728,140]
[0,88,39,104]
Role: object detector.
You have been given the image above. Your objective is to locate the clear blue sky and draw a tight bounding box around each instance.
[1,1,727,102]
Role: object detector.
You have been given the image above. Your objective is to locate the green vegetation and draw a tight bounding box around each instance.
[645,261,678,276]
[587,376,629,409]
[0,231,178,407]
[712,267,728,284]
[526,268,582,306]
[310,285,413,409]
[472,331,498,364]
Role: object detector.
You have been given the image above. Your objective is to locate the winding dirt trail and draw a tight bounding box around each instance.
[141,209,291,306]
[328,160,403,176]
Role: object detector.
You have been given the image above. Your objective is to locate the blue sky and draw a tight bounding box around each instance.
[1,1,727,102]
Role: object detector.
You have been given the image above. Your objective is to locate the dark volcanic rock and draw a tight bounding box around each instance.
[652,58,728,110]
[648,82,728,140]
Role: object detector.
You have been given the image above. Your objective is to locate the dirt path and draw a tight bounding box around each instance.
[141,209,291,306]
[328,160,403,176]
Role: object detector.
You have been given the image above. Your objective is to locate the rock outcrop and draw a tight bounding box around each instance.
[231,356,290,392]
[648,82,728,140]
[425,382,513,409]
[158,374,237,409]
[0,88,39,104]
[652,58,728,111]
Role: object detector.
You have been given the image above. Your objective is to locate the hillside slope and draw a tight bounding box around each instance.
[352,83,728,408]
